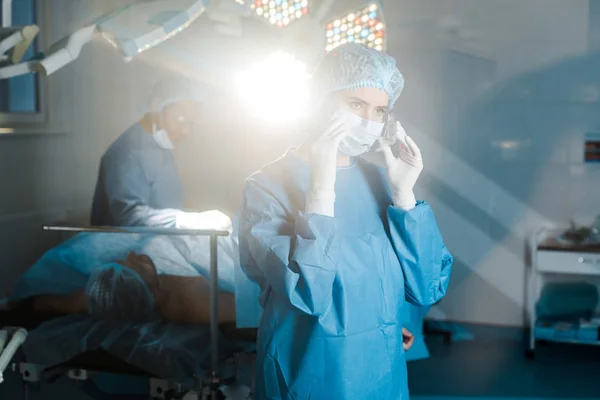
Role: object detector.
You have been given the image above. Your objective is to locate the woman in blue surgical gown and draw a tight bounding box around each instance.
[238,43,453,399]
[91,77,229,229]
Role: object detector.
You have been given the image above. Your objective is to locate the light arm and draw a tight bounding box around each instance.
[0,0,208,80]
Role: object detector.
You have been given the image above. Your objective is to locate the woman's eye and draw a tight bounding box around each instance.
[349,102,362,109]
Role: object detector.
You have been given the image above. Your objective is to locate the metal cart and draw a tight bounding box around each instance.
[526,227,600,359]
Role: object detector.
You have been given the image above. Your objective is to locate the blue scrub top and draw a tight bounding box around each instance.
[91,123,184,227]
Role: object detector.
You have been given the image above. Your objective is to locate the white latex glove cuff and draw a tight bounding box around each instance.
[305,188,336,217]
[175,211,186,229]
[176,210,233,231]
[392,190,417,211]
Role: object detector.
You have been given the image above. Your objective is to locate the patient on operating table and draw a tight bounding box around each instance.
[13,242,414,349]
[29,252,237,325]
[21,250,414,349]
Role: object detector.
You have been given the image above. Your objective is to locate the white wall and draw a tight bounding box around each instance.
[381,0,598,326]
[384,0,589,79]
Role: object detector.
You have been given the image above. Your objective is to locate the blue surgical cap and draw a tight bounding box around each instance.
[85,262,156,322]
[310,43,405,108]
[150,76,204,112]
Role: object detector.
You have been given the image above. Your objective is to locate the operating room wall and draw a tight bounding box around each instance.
[1,0,598,330]
[0,0,291,295]
[0,1,175,295]
[0,4,77,295]
[380,0,599,326]
[179,0,598,327]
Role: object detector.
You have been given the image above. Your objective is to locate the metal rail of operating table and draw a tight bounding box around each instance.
[43,224,230,400]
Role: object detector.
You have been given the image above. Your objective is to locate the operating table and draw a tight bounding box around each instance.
[0,224,258,400]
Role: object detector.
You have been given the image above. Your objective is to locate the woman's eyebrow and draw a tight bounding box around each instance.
[345,96,368,104]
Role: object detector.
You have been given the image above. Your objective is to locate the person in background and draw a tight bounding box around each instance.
[238,43,453,399]
[91,76,231,230]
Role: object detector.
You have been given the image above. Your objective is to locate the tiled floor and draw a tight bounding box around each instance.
[1,335,599,399]
[408,338,600,399]
[412,398,579,400]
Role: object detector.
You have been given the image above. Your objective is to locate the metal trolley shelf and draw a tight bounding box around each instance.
[526,227,600,359]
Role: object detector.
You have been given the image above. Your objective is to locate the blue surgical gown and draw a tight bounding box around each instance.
[238,151,453,400]
[91,123,184,227]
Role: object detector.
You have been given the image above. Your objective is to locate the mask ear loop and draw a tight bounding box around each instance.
[370,111,397,152]
[305,101,338,141]
[152,107,166,136]
[149,94,168,135]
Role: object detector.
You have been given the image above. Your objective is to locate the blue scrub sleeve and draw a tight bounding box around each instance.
[387,201,453,306]
[104,154,182,227]
[238,180,340,316]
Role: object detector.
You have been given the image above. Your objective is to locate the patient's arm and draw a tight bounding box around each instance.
[31,277,235,324]
[32,292,87,315]
[131,252,237,324]
[155,275,236,324]
[31,252,236,325]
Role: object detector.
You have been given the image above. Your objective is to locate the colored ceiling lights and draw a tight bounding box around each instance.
[250,0,310,28]
[325,3,386,52]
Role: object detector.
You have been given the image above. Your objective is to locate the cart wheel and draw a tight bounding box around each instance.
[524,349,535,359]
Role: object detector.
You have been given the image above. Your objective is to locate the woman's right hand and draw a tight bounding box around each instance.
[305,116,348,217]
[308,116,348,191]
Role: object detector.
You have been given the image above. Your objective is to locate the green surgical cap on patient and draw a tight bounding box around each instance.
[310,43,405,108]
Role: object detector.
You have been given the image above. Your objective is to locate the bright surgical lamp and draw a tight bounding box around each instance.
[96,0,207,59]
[235,51,310,124]
[0,0,208,80]
[325,2,386,52]
[249,0,311,28]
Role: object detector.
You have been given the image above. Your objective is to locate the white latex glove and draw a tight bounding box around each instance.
[305,117,349,217]
[381,122,423,210]
[176,210,233,231]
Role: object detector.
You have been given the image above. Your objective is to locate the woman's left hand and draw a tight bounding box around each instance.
[381,122,423,210]
[402,327,415,351]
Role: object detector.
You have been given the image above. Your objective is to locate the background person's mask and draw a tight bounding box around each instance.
[336,107,385,156]
[152,123,175,150]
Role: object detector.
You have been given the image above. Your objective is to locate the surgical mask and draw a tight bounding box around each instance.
[152,123,174,150]
[336,107,385,156]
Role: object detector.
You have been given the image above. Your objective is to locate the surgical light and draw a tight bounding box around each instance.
[250,0,310,28]
[235,52,309,124]
[96,0,207,59]
[0,0,208,80]
[0,25,38,64]
[325,2,386,52]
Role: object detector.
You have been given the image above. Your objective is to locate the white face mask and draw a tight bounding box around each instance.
[336,107,385,156]
[152,123,174,150]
